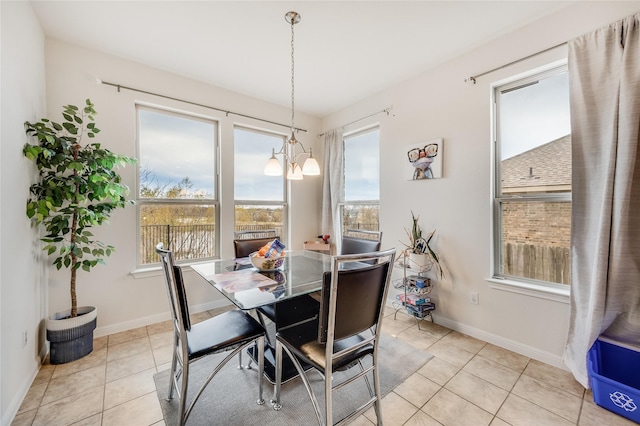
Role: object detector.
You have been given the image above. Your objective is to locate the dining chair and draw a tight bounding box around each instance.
[343,228,383,241]
[233,235,281,369]
[155,243,266,425]
[272,247,396,426]
[233,230,278,257]
[234,236,279,258]
[233,235,320,373]
[340,229,383,256]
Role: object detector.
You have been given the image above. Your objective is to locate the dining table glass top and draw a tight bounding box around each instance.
[190,250,333,310]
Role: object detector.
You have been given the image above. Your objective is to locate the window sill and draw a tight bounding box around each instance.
[131,261,211,279]
[131,266,163,279]
[486,277,570,304]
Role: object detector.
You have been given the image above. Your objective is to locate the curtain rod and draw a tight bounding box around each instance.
[319,107,392,137]
[97,79,307,133]
[464,41,567,84]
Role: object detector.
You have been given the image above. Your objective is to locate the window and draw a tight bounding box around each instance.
[234,127,286,241]
[341,127,380,234]
[137,105,218,265]
[493,64,571,287]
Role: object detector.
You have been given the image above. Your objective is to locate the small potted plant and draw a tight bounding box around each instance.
[23,99,136,363]
[402,211,444,278]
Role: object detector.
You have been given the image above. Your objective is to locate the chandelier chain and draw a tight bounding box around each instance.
[290,16,295,133]
[262,11,319,179]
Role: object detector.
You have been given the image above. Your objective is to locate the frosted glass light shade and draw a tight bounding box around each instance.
[302,156,320,175]
[264,155,283,176]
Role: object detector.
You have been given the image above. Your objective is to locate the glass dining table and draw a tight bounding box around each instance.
[191,250,333,382]
[191,250,332,310]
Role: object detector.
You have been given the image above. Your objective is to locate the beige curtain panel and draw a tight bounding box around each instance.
[321,128,344,241]
[564,13,640,388]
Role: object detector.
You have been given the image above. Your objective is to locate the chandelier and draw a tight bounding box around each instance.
[264,11,320,180]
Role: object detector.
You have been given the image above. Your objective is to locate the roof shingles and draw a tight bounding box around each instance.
[501,134,571,190]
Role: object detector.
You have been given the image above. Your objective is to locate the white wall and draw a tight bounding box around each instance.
[43,40,323,337]
[323,1,640,368]
[0,2,48,423]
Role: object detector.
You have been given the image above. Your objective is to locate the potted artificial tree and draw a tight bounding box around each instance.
[23,99,135,364]
[403,211,444,278]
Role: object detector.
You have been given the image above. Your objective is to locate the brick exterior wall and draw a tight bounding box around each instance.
[501,201,571,247]
[500,136,572,284]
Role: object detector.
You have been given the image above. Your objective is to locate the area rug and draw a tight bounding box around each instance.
[154,333,433,425]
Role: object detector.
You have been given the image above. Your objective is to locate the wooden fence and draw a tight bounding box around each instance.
[502,243,570,285]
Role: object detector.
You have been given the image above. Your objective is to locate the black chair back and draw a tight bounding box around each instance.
[318,260,390,343]
[340,237,382,256]
[234,236,280,258]
[173,265,192,331]
[157,243,191,335]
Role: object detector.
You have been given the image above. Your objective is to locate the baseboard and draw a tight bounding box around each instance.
[94,299,231,338]
[432,313,567,370]
[100,299,562,367]
[384,298,566,370]
[3,359,40,426]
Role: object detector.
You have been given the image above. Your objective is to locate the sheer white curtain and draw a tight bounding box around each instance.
[321,128,344,241]
[564,13,640,388]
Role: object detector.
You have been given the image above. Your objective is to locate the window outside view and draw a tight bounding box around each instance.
[495,67,571,285]
[342,128,380,234]
[137,106,218,265]
[234,127,286,239]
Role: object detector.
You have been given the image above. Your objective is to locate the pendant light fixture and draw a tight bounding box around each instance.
[264,11,320,180]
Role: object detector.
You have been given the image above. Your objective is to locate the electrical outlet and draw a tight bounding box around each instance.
[22,331,28,348]
[470,292,479,305]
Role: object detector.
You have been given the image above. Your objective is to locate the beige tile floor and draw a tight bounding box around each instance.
[12,306,638,426]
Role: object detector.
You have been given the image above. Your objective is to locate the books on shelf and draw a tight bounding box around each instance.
[405,302,436,317]
[396,293,431,306]
[404,302,435,312]
[406,308,434,318]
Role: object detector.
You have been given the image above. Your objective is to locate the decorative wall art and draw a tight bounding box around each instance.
[405,138,443,180]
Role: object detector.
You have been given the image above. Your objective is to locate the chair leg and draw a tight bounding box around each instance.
[183,341,261,424]
[238,350,253,370]
[272,340,283,411]
[372,359,383,425]
[257,336,265,405]
[167,334,179,400]
[274,342,324,425]
[178,358,189,426]
[325,366,333,426]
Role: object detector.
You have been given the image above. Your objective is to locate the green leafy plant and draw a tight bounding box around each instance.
[24,99,136,318]
[402,211,444,279]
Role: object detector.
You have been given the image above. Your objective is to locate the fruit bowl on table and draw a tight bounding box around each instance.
[249,252,285,271]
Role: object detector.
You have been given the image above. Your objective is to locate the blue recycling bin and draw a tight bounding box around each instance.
[588,338,640,423]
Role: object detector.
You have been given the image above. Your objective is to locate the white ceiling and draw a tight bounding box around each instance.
[30,1,575,117]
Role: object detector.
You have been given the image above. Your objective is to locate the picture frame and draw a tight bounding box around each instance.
[405,138,443,180]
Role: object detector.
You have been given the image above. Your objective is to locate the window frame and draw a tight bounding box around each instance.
[339,125,381,236]
[135,103,220,267]
[491,61,571,295]
[233,125,288,243]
